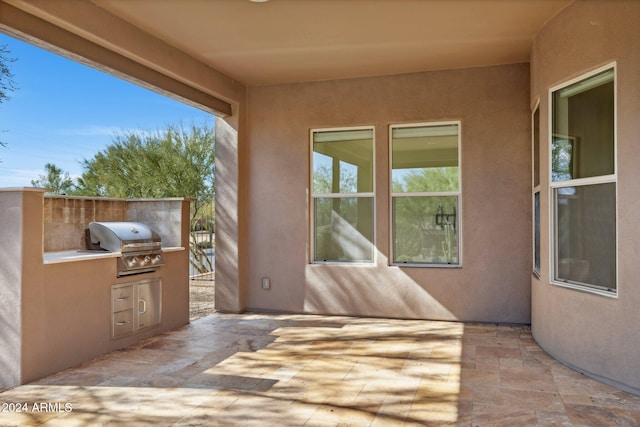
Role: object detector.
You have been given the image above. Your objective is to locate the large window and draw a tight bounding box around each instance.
[550,65,616,294]
[390,122,461,266]
[532,103,541,276]
[311,127,374,262]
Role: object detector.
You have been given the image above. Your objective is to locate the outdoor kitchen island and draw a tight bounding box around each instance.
[0,188,191,388]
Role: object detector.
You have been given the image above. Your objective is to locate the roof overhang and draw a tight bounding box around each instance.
[0,0,573,114]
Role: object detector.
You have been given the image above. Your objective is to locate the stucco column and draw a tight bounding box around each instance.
[0,188,45,388]
[215,118,246,312]
[0,190,24,388]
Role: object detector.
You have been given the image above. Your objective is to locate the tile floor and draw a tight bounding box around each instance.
[1,313,639,426]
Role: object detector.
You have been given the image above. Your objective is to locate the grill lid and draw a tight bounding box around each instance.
[89,221,161,253]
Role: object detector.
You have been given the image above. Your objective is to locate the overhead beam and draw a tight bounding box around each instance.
[0,0,236,116]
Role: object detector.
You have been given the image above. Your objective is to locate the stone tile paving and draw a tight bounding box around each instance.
[1,313,639,426]
[189,276,215,322]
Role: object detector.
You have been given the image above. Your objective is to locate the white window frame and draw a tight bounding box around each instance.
[532,99,541,277]
[548,62,618,297]
[389,121,462,267]
[310,125,376,264]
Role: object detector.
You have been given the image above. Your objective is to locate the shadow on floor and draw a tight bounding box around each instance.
[1,313,639,426]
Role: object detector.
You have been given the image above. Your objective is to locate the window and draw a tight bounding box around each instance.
[550,65,616,294]
[532,103,541,276]
[390,122,461,266]
[311,127,374,262]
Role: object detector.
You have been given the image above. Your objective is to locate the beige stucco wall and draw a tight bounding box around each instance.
[530,0,640,393]
[246,63,532,323]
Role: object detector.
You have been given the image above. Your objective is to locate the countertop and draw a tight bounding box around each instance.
[43,247,185,264]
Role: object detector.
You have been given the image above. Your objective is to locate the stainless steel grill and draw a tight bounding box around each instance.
[88,221,164,276]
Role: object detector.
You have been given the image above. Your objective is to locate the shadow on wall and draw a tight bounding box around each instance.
[304,205,459,320]
[301,198,529,323]
[0,296,20,389]
[303,260,458,321]
[0,193,22,389]
[214,119,241,312]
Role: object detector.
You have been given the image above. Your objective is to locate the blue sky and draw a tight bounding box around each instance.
[0,32,214,187]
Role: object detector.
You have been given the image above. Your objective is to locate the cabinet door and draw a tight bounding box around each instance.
[137,280,161,330]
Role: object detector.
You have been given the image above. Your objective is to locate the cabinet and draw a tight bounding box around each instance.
[111,279,162,339]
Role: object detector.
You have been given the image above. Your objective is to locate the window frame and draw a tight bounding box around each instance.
[532,99,541,277]
[389,121,462,267]
[310,125,376,264]
[548,63,618,297]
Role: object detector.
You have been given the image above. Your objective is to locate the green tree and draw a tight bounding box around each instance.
[31,163,75,194]
[75,123,215,273]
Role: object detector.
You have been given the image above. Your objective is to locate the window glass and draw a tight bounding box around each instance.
[533,105,541,275]
[550,65,616,294]
[393,196,458,264]
[552,69,615,181]
[312,129,374,194]
[534,191,540,274]
[314,197,374,262]
[533,107,540,188]
[391,124,459,193]
[391,123,461,266]
[312,127,374,263]
[554,183,616,291]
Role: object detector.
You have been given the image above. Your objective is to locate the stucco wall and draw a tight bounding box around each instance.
[530,0,640,393]
[246,63,532,323]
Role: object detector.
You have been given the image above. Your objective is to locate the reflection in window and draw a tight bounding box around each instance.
[391,122,461,266]
[554,183,616,291]
[551,135,576,183]
[311,128,374,263]
[532,105,541,275]
[552,69,615,181]
[393,196,458,264]
[314,197,373,262]
[550,65,616,293]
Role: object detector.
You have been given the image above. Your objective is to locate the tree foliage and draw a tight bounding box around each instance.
[75,123,216,273]
[76,124,214,202]
[31,163,75,195]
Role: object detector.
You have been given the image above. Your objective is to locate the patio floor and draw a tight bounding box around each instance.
[1,313,639,426]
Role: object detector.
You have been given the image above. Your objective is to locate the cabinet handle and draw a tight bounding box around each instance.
[116,320,130,326]
[116,296,129,301]
[139,298,147,314]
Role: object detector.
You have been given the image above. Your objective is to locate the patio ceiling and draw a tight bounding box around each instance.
[0,0,573,116]
[93,0,573,86]
[6,0,572,87]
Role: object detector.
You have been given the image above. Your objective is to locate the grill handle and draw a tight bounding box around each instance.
[123,242,161,250]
